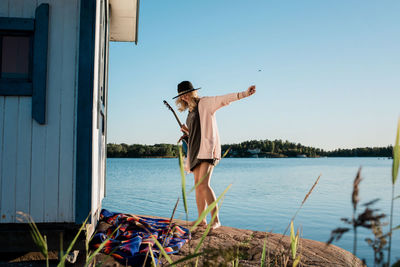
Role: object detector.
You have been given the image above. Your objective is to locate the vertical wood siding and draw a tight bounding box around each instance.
[16,97,32,217]
[43,0,62,222]
[16,0,36,223]
[0,0,79,223]
[58,0,79,223]
[1,98,19,222]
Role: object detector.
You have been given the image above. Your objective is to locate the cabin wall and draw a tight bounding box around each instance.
[0,0,79,223]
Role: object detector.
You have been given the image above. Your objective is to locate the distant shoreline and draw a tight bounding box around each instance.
[107,140,393,158]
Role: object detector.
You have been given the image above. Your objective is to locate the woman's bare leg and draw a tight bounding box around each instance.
[193,165,207,225]
[193,161,221,229]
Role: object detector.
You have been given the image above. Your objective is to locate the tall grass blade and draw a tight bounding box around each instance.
[280,175,321,239]
[302,175,321,206]
[392,118,400,184]
[148,244,157,267]
[351,169,362,258]
[142,250,150,267]
[260,231,268,267]
[393,225,400,231]
[29,227,48,258]
[59,233,64,261]
[150,236,173,265]
[190,184,232,231]
[85,225,121,267]
[290,221,296,260]
[43,236,49,267]
[84,239,109,267]
[222,147,231,158]
[293,256,301,267]
[16,211,49,266]
[161,197,180,249]
[388,118,400,266]
[178,146,188,215]
[169,197,180,222]
[59,214,90,267]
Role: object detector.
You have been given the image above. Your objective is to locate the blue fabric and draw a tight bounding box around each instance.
[90,209,191,266]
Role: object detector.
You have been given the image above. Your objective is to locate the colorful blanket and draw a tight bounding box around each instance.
[91,209,191,266]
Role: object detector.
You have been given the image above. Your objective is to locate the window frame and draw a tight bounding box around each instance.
[0,19,35,96]
[0,4,49,125]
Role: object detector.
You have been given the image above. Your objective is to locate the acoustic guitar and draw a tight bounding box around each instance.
[163,100,188,156]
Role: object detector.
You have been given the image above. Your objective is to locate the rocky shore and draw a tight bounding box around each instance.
[94,217,363,267]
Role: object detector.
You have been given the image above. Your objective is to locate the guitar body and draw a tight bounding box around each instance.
[182,137,188,157]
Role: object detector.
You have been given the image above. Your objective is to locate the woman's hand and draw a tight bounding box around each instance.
[245,85,256,97]
[181,124,189,135]
[239,85,256,99]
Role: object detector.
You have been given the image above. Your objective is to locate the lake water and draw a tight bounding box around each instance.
[102,157,400,265]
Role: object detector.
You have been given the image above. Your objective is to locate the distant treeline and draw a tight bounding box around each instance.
[221,140,393,158]
[107,143,179,158]
[107,140,393,158]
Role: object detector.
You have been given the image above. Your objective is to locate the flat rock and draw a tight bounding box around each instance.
[94,217,364,267]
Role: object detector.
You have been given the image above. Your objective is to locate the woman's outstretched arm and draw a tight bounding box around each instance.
[202,85,257,114]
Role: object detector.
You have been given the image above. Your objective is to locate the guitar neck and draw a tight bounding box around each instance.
[163,100,185,128]
[171,109,183,128]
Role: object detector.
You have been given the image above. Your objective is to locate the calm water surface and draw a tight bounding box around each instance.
[103,157,400,265]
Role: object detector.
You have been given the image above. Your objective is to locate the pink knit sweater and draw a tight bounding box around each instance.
[185,92,242,172]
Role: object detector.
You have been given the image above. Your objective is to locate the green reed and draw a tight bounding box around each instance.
[260,230,268,267]
[16,212,117,267]
[327,120,400,267]
[290,221,300,267]
[388,118,400,266]
[16,211,50,267]
[178,146,189,216]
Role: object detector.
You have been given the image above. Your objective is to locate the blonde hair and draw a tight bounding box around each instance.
[175,91,200,112]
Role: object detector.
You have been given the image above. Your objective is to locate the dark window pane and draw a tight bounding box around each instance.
[1,35,31,79]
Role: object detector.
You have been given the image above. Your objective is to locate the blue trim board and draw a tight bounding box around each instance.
[0,82,32,95]
[32,3,49,125]
[0,17,35,31]
[76,0,96,223]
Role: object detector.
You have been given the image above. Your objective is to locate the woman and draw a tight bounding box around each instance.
[174,81,256,229]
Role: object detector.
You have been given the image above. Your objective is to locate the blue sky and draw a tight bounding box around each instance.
[107,1,399,150]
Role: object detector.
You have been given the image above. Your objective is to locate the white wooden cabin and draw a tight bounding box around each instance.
[0,0,139,251]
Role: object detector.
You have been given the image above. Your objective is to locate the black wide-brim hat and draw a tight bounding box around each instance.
[173,81,201,99]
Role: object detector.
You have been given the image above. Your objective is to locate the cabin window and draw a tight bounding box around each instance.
[0,4,49,125]
[1,33,33,81]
